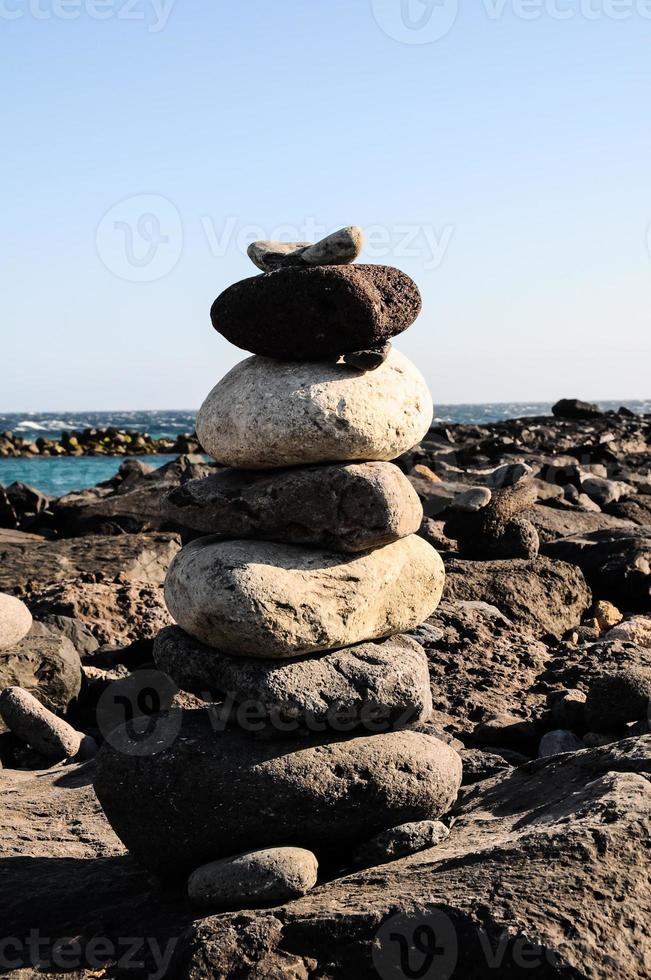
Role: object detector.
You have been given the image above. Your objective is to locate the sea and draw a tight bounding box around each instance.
[1,403,649,498]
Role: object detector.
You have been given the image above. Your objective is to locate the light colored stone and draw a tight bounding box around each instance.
[592,599,624,632]
[247,225,363,272]
[0,687,83,760]
[0,593,32,650]
[195,348,433,469]
[605,616,651,647]
[453,487,492,512]
[153,626,433,728]
[188,847,318,910]
[164,534,445,658]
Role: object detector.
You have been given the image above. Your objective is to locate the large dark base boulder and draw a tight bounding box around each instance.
[93,710,462,878]
[210,264,422,360]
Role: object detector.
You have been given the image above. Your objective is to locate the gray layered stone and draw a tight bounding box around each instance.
[153,626,433,730]
[162,462,423,554]
[93,713,463,876]
[0,687,83,760]
[164,535,445,658]
[247,225,363,272]
[0,593,32,650]
[196,348,433,469]
[188,847,318,911]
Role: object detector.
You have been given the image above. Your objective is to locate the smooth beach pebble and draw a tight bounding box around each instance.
[187,847,319,910]
[0,593,33,650]
[161,461,423,553]
[0,686,83,760]
[164,534,445,658]
[195,348,433,469]
[210,264,421,360]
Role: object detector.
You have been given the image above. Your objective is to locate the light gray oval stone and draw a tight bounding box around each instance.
[0,593,33,651]
[162,461,423,553]
[195,348,433,469]
[188,847,318,910]
[153,626,433,730]
[164,534,445,658]
[0,686,83,760]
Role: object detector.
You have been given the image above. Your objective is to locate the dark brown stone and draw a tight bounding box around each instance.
[210,264,422,360]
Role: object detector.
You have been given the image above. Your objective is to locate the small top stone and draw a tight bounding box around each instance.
[247,225,363,272]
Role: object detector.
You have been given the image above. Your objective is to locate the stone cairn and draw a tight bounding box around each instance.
[94,226,462,910]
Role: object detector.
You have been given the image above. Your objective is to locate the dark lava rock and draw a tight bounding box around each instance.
[543,527,651,610]
[0,621,81,726]
[444,476,540,559]
[552,398,603,420]
[210,264,422,360]
[524,502,635,544]
[341,342,391,371]
[443,556,591,638]
[162,461,422,554]
[585,669,651,731]
[93,710,462,878]
[153,626,432,732]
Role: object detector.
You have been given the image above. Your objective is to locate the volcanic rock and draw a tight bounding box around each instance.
[210,264,421,360]
[188,847,318,911]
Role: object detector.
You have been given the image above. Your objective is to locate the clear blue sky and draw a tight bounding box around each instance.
[2,0,650,410]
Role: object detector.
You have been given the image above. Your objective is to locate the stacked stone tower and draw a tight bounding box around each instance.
[94,226,462,907]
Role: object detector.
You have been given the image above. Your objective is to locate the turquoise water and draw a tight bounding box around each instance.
[1,401,648,496]
[0,455,180,497]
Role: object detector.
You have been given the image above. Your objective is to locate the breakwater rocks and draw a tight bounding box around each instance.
[0,426,200,457]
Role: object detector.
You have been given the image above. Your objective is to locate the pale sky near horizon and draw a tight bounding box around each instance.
[1,0,650,411]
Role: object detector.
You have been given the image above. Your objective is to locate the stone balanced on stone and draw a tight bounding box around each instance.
[94,225,462,909]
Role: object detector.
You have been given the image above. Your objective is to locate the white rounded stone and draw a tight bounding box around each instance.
[164,534,445,658]
[0,593,33,651]
[195,348,433,469]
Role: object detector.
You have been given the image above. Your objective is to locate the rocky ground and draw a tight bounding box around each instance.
[1,405,650,978]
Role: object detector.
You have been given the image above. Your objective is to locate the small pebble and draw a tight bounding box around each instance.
[188,846,318,911]
[352,820,450,867]
[538,730,585,758]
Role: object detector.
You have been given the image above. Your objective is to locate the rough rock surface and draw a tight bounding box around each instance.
[585,668,651,731]
[0,621,81,723]
[2,741,649,977]
[352,819,449,867]
[210,264,421,360]
[0,686,83,760]
[26,579,173,648]
[247,225,363,272]
[153,626,433,729]
[195,348,433,469]
[443,556,591,637]
[0,592,32,649]
[93,713,463,877]
[162,461,423,553]
[164,534,445,657]
[187,847,319,911]
[445,477,540,559]
[0,532,180,591]
[543,527,651,610]
[523,502,634,543]
[171,738,651,979]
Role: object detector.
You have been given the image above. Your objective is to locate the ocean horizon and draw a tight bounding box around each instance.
[1,401,649,497]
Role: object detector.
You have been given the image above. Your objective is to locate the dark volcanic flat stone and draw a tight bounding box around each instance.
[210,264,422,360]
[161,461,423,553]
[93,712,462,877]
